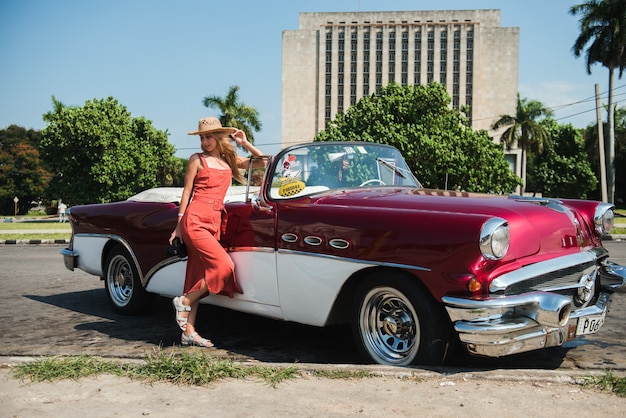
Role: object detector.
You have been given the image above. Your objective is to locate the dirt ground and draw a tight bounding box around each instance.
[2,363,626,417]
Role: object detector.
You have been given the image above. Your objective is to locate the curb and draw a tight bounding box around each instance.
[1,239,69,245]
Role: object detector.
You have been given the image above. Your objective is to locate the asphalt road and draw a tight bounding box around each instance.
[1,241,625,372]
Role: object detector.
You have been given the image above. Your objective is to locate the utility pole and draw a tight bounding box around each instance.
[595,84,608,203]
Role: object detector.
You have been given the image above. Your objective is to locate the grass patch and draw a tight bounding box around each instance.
[13,350,300,388]
[0,233,70,240]
[0,222,70,231]
[0,220,71,240]
[310,369,374,379]
[581,371,626,397]
[13,355,126,382]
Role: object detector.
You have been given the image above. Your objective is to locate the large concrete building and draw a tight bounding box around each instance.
[281,9,521,175]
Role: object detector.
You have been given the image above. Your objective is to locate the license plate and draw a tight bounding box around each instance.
[576,313,606,335]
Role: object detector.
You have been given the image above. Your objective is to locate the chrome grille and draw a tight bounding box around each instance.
[498,261,596,296]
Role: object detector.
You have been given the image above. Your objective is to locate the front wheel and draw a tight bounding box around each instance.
[104,245,154,315]
[352,273,451,366]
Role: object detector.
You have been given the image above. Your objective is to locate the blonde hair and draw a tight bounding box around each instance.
[215,133,245,184]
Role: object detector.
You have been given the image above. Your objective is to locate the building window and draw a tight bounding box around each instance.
[453,29,460,50]
[465,28,474,120]
[363,29,370,96]
[414,29,421,84]
[337,30,345,112]
[389,30,396,82]
[338,31,344,61]
[325,29,333,124]
[440,30,447,85]
[376,30,383,93]
[452,28,460,109]
[401,30,408,85]
[351,29,357,105]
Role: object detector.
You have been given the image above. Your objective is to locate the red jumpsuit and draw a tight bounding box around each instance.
[180,155,243,297]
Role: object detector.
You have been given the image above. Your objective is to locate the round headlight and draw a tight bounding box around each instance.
[479,218,510,260]
[594,203,615,235]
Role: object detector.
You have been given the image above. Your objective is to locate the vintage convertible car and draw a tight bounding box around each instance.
[62,141,626,366]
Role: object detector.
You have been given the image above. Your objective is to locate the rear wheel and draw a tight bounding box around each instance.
[104,245,153,315]
[352,273,451,366]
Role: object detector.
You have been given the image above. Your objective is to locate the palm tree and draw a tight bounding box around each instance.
[202,85,262,145]
[570,0,626,204]
[491,94,553,194]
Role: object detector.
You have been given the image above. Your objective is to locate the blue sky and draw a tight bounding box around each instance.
[1,0,624,157]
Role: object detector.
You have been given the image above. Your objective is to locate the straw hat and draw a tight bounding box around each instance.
[188,117,235,135]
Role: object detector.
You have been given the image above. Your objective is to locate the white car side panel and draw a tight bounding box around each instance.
[146,251,284,319]
[74,235,109,276]
[144,261,187,296]
[276,252,373,327]
[228,251,280,306]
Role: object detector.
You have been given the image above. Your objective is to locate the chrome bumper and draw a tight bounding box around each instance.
[61,248,78,271]
[442,259,626,358]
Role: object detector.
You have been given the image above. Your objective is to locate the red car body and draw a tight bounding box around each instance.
[62,141,626,366]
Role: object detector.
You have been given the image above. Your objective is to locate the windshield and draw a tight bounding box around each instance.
[268,142,421,199]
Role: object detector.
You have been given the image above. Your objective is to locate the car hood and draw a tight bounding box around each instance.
[311,187,594,259]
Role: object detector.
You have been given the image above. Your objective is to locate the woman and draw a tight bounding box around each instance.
[169,116,263,348]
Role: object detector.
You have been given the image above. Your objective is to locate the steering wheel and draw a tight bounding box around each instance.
[359,179,386,187]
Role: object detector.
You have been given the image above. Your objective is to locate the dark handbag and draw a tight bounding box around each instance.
[165,237,188,258]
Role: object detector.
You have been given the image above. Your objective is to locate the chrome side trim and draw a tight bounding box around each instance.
[226,246,275,253]
[490,248,607,293]
[276,248,430,272]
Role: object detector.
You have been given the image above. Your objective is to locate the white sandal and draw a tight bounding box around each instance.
[172,296,191,331]
[181,332,214,348]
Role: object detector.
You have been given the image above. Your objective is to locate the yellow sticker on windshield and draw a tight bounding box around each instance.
[278,180,305,197]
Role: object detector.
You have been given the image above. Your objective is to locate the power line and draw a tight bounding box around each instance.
[175,85,626,152]
[474,84,626,125]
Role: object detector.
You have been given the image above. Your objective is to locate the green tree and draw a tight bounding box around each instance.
[571,0,626,204]
[526,119,597,199]
[613,106,626,204]
[161,155,187,187]
[40,96,176,204]
[0,125,51,215]
[491,94,553,194]
[202,85,261,144]
[584,105,626,203]
[314,83,521,193]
